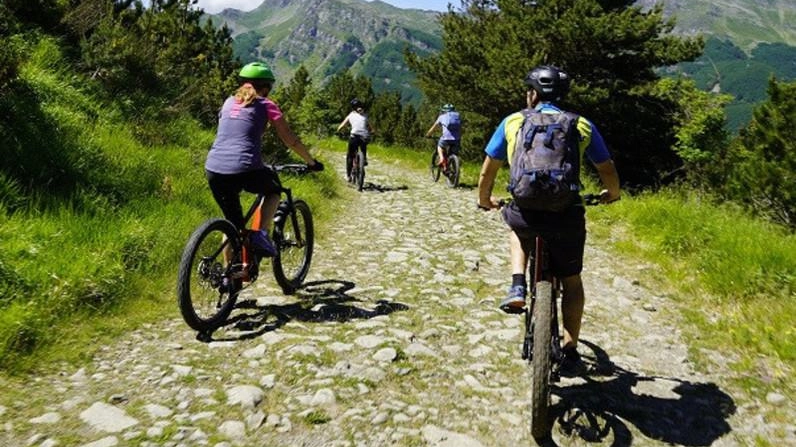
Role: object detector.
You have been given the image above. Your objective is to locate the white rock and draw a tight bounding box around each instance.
[79,436,118,447]
[143,404,173,419]
[405,342,438,357]
[259,374,276,388]
[422,424,485,447]
[246,411,266,429]
[373,347,398,362]
[766,392,787,406]
[171,365,192,377]
[354,335,384,349]
[226,385,264,409]
[30,412,61,424]
[79,402,138,433]
[328,342,354,352]
[242,344,267,358]
[219,421,246,440]
[311,388,336,406]
[70,368,88,382]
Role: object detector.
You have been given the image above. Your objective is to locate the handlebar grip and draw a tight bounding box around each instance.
[274,164,310,174]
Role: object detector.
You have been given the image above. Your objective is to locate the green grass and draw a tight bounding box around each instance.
[0,37,342,374]
[588,188,795,391]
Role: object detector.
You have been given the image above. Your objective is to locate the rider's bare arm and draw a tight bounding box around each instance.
[594,159,621,203]
[425,122,439,138]
[478,156,503,209]
[273,117,315,165]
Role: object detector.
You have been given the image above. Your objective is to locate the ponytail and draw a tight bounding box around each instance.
[234,82,258,106]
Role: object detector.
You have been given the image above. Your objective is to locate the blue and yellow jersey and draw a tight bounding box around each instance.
[484,103,610,165]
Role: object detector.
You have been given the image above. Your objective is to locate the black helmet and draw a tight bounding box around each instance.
[441,103,455,112]
[524,65,570,102]
[350,98,364,110]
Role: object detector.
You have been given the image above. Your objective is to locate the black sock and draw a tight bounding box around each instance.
[512,274,526,288]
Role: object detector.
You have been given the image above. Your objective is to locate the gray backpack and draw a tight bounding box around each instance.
[508,109,581,211]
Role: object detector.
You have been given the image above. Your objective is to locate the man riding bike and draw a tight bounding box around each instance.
[425,103,462,171]
[477,65,620,376]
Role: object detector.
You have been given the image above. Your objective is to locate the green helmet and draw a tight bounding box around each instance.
[441,103,455,112]
[239,62,275,82]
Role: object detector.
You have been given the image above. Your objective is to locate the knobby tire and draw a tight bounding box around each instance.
[177,218,241,333]
[531,280,554,440]
[272,200,314,294]
[356,151,366,191]
[430,151,441,182]
[446,154,460,188]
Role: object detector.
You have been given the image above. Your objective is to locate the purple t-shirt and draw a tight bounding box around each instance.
[205,96,284,174]
[435,111,462,141]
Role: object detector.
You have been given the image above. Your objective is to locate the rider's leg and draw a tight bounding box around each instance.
[346,137,357,177]
[437,145,446,166]
[500,230,530,312]
[510,230,528,276]
[259,193,281,232]
[361,139,368,165]
[560,274,585,349]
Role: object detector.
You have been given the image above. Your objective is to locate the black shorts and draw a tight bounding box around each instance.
[502,203,586,277]
[206,168,281,229]
[439,140,460,154]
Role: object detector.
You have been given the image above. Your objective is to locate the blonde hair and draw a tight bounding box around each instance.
[234,83,258,106]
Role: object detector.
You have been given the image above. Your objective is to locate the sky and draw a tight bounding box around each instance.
[194,0,457,14]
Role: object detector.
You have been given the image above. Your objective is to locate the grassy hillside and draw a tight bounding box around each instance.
[588,189,795,390]
[671,37,796,131]
[0,36,341,373]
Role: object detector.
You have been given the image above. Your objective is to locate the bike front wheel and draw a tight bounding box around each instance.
[177,218,241,333]
[446,154,460,188]
[430,151,441,182]
[530,280,554,440]
[272,200,314,294]
[355,150,366,191]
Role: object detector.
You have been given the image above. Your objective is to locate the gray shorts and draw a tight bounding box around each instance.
[502,203,586,277]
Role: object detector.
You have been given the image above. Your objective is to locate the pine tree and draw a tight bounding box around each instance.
[726,78,796,226]
[407,0,704,186]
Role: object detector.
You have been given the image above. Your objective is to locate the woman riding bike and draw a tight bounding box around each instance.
[336,98,374,180]
[205,61,323,253]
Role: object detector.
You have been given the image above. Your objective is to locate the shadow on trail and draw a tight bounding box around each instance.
[542,339,735,446]
[208,279,409,342]
[359,182,408,192]
[453,182,476,190]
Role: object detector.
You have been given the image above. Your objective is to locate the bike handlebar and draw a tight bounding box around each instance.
[273,163,312,174]
[480,194,617,211]
[582,193,620,206]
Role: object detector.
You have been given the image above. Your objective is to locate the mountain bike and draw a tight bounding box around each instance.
[346,135,368,191]
[520,194,603,441]
[429,137,460,188]
[177,164,314,339]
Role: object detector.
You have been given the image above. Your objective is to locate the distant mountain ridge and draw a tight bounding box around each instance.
[208,0,442,102]
[206,0,796,114]
[634,0,796,50]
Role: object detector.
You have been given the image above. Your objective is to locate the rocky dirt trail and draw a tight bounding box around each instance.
[1,153,793,447]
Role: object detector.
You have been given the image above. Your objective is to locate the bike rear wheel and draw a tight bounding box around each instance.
[355,150,366,191]
[430,151,441,182]
[446,154,460,188]
[272,200,314,294]
[177,218,241,333]
[531,280,554,440]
